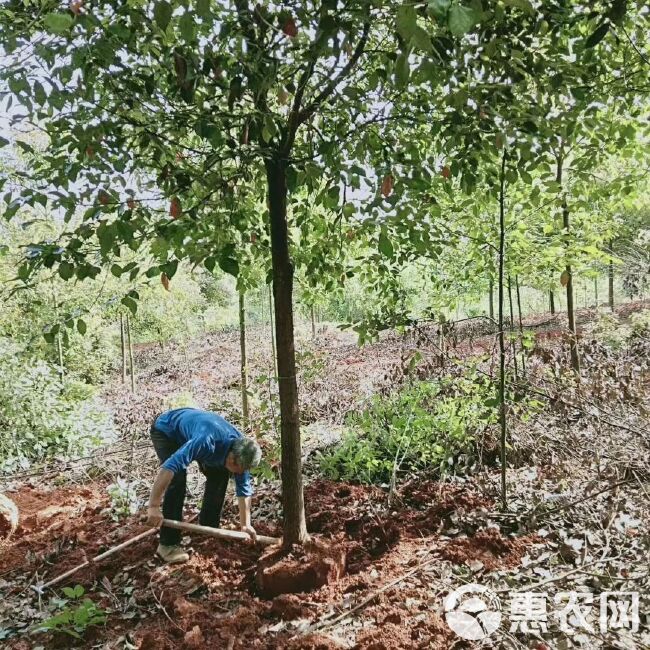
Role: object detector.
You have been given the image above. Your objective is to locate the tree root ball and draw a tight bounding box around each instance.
[256,538,346,599]
[0,493,19,543]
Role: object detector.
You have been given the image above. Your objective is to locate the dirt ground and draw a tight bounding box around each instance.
[1,301,648,648]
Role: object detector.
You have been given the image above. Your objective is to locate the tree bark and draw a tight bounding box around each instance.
[120,313,127,384]
[268,285,277,376]
[53,290,64,382]
[608,241,615,311]
[265,156,309,546]
[507,275,518,380]
[556,153,580,373]
[126,313,135,393]
[488,279,494,320]
[239,288,249,429]
[498,150,508,510]
[549,290,555,315]
[515,276,526,376]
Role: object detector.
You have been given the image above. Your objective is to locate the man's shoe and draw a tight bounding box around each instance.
[156,544,189,564]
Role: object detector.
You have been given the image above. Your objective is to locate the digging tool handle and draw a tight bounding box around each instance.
[41,520,280,590]
[41,526,158,589]
[161,519,280,546]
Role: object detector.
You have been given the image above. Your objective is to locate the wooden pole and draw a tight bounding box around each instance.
[239,288,249,429]
[161,519,280,546]
[41,521,280,590]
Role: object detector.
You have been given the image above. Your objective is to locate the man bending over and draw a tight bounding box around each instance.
[146,407,262,563]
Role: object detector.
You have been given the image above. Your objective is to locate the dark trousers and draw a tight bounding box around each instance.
[150,425,231,546]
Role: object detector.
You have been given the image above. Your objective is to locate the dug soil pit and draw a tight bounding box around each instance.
[256,538,346,599]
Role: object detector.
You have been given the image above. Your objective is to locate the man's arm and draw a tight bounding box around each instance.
[146,467,174,527]
[237,496,257,542]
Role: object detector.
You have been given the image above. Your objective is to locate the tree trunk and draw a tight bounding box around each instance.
[120,313,127,384]
[549,290,555,315]
[53,291,64,382]
[515,276,526,376]
[608,241,615,311]
[265,156,309,546]
[507,275,518,380]
[268,285,277,376]
[310,304,316,339]
[498,151,508,510]
[488,279,494,320]
[594,277,599,308]
[557,154,580,373]
[239,289,249,429]
[126,313,135,393]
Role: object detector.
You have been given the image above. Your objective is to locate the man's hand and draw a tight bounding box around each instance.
[241,524,257,543]
[145,506,163,528]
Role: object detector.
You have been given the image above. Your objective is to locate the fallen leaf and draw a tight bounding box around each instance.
[161,273,170,291]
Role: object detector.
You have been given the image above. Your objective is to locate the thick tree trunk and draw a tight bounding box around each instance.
[120,313,127,384]
[268,285,277,376]
[239,289,249,429]
[498,151,508,510]
[549,290,555,315]
[488,279,494,320]
[515,276,526,376]
[507,275,518,380]
[557,154,580,373]
[608,241,615,311]
[265,157,309,546]
[126,313,135,393]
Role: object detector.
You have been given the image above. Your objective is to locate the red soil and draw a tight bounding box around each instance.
[2,477,543,649]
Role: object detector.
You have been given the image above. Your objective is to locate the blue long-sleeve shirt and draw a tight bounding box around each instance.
[153,408,253,497]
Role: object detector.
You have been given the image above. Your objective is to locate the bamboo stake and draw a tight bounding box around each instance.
[40,521,280,590]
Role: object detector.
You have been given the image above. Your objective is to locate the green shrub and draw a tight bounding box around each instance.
[0,338,116,471]
[629,309,650,337]
[319,374,497,484]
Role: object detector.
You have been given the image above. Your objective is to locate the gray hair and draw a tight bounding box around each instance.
[231,437,262,469]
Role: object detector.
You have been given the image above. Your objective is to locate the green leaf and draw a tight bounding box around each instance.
[76,319,87,335]
[378,231,394,258]
[43,13,74,35]
[585,21,610,48]
[110,264,123,277]
[0,136,9,148]
[58,261,74,281]
[218,256,239,277]
[154,1,173,30]
[62,587,76,598]
[395,53,410,88]
[73,585,84,598]
[447,4,479,37]
[121,296,138,316]
[196,0,211,18]
[179,12,196,42]
[396,5,418,40]
[503,0,534,14]
[411,26,432,53]
[428,0,451,21]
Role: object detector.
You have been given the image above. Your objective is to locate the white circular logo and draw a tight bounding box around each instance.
[444,584,502,640]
